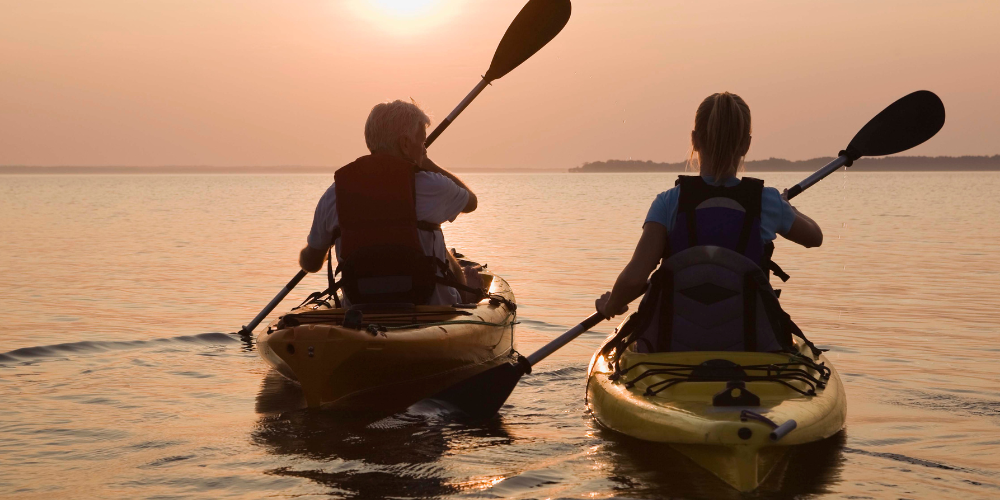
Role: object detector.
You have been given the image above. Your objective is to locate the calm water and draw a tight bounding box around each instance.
[1,172,998,499]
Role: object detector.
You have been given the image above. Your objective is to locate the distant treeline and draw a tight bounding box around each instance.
[569,155,1000,173]
[0,165,560,174]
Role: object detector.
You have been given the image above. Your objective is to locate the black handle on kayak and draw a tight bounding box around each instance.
[770,420,798,442]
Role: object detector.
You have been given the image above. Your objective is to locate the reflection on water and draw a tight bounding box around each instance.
[252,364,847,499]
[2,172,1000,498]
[253,371,515,498]
[586,426,844,500]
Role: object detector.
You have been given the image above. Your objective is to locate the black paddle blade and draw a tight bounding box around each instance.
[845,90,945,160]
[484,0,572,82]
[431,356,530,419]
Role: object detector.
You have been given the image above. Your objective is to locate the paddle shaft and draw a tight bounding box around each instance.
[786,155,851,200]
[426,78,491,147]
[240,270,307,335]
[526,312,606,366]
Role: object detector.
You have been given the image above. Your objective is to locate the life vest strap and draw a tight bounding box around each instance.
[330,220,442,244]
[762,241,790,282]
[655,270,674,352]
[308,254,485,308]
[749,271,824,357]
[768,261,790,282]
[742,274,758,352]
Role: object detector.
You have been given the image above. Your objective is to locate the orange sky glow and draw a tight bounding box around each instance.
[1,0,997,169]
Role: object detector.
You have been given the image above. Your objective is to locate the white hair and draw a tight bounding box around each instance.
[364,99,431,154]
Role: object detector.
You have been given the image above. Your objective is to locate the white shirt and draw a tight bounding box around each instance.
[307,171,470,305]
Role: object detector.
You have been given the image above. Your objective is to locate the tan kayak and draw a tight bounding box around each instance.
[587,325,846,492]
[256,269,517,414]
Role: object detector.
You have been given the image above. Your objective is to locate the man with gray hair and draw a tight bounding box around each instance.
[298,99,479,306]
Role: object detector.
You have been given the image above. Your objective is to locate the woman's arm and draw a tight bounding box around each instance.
[779,189,823,248]
[596,222,668,319]
[782,208,823,248]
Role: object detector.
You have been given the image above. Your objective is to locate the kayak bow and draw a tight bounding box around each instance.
[587,322,846,492]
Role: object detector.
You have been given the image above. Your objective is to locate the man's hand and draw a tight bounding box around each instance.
[299,245,328,273]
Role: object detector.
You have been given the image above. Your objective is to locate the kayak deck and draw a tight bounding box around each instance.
[587,337,846,492]
[256,270,517,414]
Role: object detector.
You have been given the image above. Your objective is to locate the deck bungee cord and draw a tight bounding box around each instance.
[613,357,832,398]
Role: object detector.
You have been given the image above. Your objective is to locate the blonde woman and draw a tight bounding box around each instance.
[596,92,823,353]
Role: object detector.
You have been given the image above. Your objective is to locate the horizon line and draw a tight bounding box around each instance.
[3,154,999,174]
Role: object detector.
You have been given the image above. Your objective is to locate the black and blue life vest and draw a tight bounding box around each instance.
[629,176,808,354]
[670,175,766,266]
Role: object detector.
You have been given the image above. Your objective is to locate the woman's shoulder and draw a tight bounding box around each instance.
[760,185,784,204]
[651,184,681,206]
[645,185,681,229]
[658,182,682,197]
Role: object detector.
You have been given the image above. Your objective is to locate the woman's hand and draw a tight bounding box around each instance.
[596,291,628,320]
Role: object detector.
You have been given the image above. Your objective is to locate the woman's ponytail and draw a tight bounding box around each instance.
[691,92,751,181]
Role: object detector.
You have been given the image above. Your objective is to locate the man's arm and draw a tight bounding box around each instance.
[419,158,478,213]
[299,245,328,273]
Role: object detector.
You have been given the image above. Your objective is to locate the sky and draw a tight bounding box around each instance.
[1,0,998,169]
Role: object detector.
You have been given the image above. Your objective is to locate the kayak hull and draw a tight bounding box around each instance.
[587,327,846,492]
[257,271,517,414]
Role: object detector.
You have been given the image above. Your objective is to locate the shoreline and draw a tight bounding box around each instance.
[569,155,1000,173]
[0,166,565,175]
[2,155,999,174]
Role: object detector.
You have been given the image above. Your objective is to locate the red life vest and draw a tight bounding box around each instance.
[335,153,425,263]
[329,153,476,306]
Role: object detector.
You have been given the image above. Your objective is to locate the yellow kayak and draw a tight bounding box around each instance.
[256,269,517,414]
[587,321,846,492]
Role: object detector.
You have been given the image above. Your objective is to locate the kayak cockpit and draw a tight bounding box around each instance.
[255,268,518,413]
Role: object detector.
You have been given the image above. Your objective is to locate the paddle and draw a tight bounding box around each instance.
[425,0,572,146]
[236,0,572,337]
[433,311,607,418]
[786,90,946,200]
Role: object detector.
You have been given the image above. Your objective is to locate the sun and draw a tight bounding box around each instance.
[369,0,437,17]
[347,0,463,35]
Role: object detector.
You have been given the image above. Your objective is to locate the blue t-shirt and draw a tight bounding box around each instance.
[644,176,795,242]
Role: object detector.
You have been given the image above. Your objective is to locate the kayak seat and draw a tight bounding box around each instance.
[630,246,792,353]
